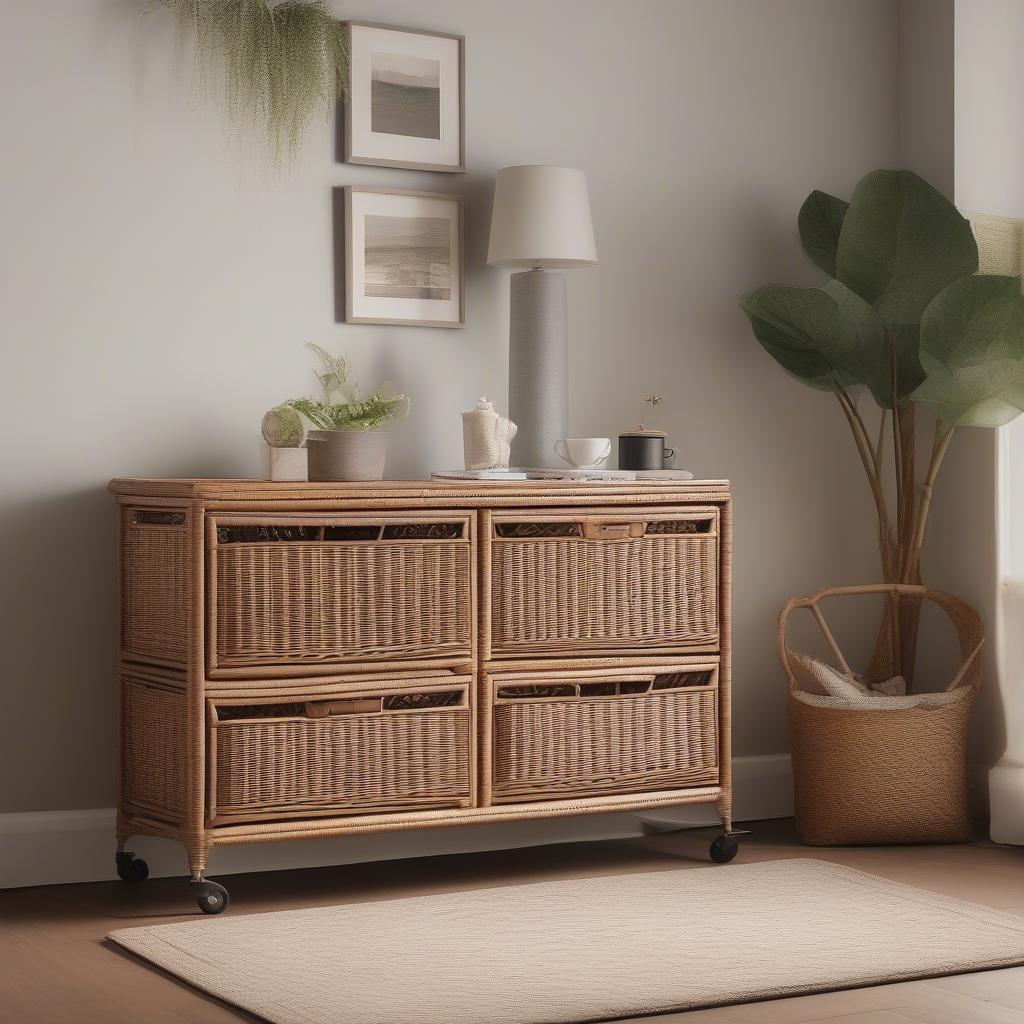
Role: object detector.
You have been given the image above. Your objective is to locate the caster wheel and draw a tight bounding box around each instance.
[115,852,149,882]
[709,834,739,864]
[192,881,230,915]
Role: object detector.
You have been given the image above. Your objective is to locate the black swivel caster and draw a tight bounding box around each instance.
[709,833,740,864]
[190,879,230,915]
[115,851,150,882]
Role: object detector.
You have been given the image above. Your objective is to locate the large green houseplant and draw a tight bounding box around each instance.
[742,169,1024,682]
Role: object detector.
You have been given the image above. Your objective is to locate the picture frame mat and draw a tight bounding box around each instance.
[344,186,465,328]
[344,22,465,173]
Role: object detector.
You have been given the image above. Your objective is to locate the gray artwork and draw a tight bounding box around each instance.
[363,214,451,300]
[370,52,441,139]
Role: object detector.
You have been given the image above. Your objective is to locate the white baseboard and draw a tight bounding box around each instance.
[0,755,792,889]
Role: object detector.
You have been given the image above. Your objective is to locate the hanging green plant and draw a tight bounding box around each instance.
[158,0,349,160]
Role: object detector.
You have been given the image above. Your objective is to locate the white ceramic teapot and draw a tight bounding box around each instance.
[462,396,517,470]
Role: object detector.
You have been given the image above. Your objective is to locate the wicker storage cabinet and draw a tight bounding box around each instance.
[111,478,733,912]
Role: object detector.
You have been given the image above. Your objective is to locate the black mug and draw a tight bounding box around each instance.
[618,433,675,470]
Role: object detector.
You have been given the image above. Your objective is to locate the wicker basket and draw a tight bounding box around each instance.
[779,584,983,846]
[208,513,473,672]
[488,665,720,803]
[487,508,719,657]
[208,676,473,823]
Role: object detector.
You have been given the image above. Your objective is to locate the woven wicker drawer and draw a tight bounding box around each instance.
[487,664,719,803]
[486,507,719,658]
[207,512,473,673]
[120,508,191,665]
[121,674,188,821]
[207,675,473,824]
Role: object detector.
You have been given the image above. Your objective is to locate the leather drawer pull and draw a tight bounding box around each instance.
[305,698,382,718]
[582,521,645,541]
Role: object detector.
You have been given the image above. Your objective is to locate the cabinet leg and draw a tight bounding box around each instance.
[715,796,733,834]
[184,837,209,882]
[710,794,751,864]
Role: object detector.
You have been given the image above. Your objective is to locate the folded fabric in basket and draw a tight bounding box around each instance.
[793,687,970,710]
[788,650,969,710]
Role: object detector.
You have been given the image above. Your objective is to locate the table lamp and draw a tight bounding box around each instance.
[488,165,597,468]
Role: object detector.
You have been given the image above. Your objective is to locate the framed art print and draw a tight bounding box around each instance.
[344,187,464,327]
[344,22,465,172]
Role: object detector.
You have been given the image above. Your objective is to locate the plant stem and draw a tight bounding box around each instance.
[902,421,956,580]
[874,408,888,476]
[834,383,895,578]
[889,330,905,555]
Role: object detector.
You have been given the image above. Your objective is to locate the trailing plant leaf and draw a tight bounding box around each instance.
[836,169,978,326]
[741,282,885,396]
[158,0,349,162]
[798,190,848,277]
[911,274,1024,426]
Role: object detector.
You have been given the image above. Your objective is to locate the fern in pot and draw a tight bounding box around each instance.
[741,169,1024,684]
[285,344,409,481]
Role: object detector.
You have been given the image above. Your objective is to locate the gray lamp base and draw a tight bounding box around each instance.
[508,269,568,468]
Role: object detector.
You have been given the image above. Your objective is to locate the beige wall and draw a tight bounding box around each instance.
[898,0,953,194]
[0,0,900,816]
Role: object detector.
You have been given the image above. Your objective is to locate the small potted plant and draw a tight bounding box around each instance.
[284,344,409,481]
[261,404,309,481]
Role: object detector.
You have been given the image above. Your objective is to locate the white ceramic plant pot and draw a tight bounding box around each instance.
[261,443,308,482]
[307,430,387,481]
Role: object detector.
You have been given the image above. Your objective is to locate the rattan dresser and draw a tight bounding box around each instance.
[109,477,736,913]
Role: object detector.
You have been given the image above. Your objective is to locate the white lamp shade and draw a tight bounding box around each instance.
[487,165,598,269]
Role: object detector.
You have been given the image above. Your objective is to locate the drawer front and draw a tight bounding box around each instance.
[208,512,473,672]
[208,675,473,823]
[121,674,187,820]
[121,507,191,665]
[487,664,720,804]
[486,507,719,658]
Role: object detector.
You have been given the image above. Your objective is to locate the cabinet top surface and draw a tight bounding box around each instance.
[109,477,731,502]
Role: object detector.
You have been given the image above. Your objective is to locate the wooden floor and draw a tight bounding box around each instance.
[2,818,1023,1023]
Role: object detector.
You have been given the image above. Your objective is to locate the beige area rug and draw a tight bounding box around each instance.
[109,859,1024,1024]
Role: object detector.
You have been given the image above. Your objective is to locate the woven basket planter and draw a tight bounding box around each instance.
[778,584,983,846]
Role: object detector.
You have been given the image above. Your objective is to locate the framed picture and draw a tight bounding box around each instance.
[343,22,465,173]
[344,186,464,328]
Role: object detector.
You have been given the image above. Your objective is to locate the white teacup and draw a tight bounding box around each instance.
[554,437,612,469]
